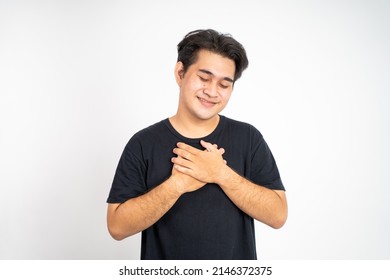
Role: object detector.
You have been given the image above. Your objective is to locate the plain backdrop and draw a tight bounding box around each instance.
[1,0,389,259]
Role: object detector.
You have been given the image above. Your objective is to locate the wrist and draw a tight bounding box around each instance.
[164,175,185,198]
[215,164,233,186]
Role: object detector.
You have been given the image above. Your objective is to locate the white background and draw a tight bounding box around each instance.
[0,0,389,259]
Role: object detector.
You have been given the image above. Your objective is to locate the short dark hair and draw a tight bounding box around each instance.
[177,29,249,82]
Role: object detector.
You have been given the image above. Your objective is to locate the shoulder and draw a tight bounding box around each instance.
[123,119,168,151]
[130,119,167,141]
[222,115,263,139]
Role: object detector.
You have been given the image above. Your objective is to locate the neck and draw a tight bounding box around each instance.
[169,113,220,139]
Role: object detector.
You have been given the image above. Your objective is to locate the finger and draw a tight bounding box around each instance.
[176,142,201,155]
[173,163,189,173]
[173,147,195,161]
[171,155,192,168]
[172,163,195,178]
[200,140,215,152]
[218,147,225,155]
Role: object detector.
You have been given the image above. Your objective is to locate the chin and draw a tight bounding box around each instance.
[190,105,225,121]
[194,111,220,121]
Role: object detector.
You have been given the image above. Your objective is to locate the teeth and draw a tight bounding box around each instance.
[199,97,213,104]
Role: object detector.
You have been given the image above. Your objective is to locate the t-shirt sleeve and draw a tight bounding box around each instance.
[250,127,285,191]
[106,136,148,203]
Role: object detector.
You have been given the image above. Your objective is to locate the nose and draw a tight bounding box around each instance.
[203,82,218,98]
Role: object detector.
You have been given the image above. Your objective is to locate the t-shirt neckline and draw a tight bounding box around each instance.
[163,115,226,144]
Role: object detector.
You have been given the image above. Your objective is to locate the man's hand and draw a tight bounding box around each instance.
[170,164,205,194]
[171,140,228,185]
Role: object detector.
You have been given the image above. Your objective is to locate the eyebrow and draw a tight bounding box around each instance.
[198,69,234,83]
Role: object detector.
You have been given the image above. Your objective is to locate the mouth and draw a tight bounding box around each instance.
[197,97,217,107]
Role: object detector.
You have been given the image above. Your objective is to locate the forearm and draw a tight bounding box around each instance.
[107,176,182,240]
[217,166,288,229]
[171,141,288,228]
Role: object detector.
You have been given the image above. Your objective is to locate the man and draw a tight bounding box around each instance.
[106,29,287,260]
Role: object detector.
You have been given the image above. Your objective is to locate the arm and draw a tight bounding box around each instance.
[172,140,288,229]
[215,167,287,229]
[107,143,227,240]
[107,170,204,240]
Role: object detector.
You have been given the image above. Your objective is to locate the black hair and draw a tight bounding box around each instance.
[177,29,249,82]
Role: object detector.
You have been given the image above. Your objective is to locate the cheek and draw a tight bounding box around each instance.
[221,91,232,102]
[190,79,204,92]
[182,78,203,93]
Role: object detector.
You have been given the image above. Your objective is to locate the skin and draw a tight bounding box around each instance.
[107,50,288,240]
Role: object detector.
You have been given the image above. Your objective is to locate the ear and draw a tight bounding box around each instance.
[174,61,185,86]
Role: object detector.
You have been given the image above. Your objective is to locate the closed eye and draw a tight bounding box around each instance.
[220,81,233,89]
[199,76,209,82]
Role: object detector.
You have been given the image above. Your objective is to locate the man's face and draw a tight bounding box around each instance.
[175,49,235,122]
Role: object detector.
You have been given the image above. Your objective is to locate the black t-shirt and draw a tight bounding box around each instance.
[107,115,285,259]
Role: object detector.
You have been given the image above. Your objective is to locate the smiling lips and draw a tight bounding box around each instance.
[198,96,218,107]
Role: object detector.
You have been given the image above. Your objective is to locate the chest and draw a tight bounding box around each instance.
[143,135,253,190]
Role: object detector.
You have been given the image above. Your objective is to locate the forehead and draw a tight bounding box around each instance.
[192,50,235,79]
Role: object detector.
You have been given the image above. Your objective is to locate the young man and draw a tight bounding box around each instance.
[106,29,287,260]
